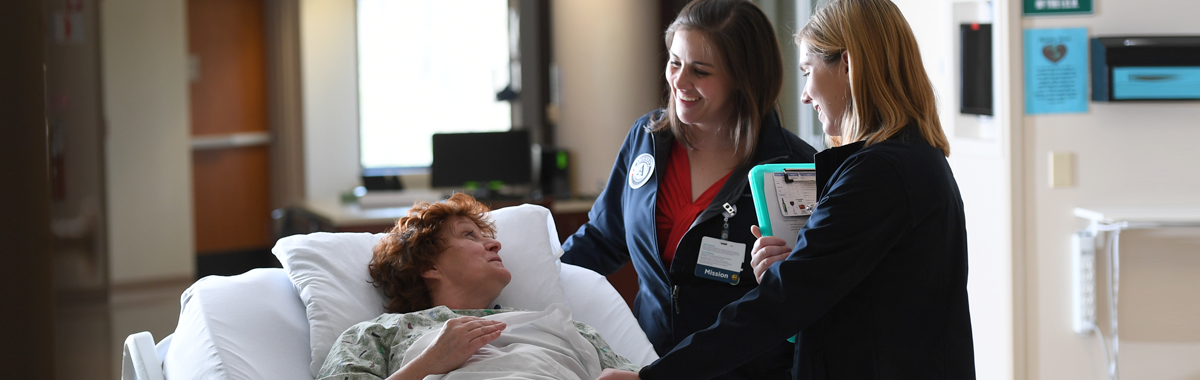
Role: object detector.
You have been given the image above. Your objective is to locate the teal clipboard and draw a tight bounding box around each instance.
[748,163,816,239]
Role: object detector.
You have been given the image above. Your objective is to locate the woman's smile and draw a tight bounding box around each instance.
[666,29,733,129]
[677,92,701,102]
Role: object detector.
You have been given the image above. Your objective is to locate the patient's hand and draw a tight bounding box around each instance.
[389,316,506,380]
[750,225,792,284]
[597,368,641,380]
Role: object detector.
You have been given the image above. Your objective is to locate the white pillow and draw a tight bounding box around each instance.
[559,263,659,366]
[272,203,568,377]
[164,268,312,379]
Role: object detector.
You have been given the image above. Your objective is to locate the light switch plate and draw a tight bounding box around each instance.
[1049,152,1074,188]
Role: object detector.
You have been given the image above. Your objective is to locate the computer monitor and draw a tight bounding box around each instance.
[430,130,532,190]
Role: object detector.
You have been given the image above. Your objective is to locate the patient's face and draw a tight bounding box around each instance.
[430,216,512,297]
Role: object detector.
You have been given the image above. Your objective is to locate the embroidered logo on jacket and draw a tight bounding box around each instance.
[628,153,654,189]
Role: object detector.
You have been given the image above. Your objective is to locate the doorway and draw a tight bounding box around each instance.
[188,0,275,273]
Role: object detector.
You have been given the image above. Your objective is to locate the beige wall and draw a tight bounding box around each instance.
[300,0,361,201]
[101,0,195,284]
[551,0,661,196]
[1021,0,1200,378]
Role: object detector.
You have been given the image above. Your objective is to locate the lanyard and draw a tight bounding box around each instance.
[721,203,736,240]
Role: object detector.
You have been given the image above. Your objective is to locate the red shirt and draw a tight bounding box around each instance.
[656,140,731,268]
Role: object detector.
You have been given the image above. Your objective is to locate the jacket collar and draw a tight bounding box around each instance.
[814,125,921,197]
[692,110,793,226]
[814,140,865,199]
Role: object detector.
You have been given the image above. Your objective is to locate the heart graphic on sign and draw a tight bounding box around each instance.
[1042,44,1067,63]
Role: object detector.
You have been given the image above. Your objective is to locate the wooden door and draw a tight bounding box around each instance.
[189,0,272,254]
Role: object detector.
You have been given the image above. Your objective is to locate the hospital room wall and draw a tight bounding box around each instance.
[1016,1,1200,379]
[549,0,662,197]
[299,0,360,202]
[101,0,196,285]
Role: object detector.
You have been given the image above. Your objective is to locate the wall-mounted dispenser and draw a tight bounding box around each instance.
[1091,36,1200,101]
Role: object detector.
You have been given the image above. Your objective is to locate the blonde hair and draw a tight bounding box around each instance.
[656,0,784,166]
[798,0,949,156]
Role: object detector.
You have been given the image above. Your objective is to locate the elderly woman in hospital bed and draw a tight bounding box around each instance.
[317,193,639,380]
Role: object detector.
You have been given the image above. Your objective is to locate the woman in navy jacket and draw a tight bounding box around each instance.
[559,0,817,379]
[598,0,976,379]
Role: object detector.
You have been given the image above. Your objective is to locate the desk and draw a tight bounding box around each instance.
[300,198,411,231]
[1074,205,1200,380]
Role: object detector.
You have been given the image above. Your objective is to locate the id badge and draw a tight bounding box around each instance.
[695,236,746,285]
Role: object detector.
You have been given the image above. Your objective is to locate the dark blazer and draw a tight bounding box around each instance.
[639,125,976,380]
[562,109,817,379]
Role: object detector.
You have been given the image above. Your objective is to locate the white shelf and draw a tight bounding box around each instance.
[1073,204,1200,379]
[1075,206,1200,229]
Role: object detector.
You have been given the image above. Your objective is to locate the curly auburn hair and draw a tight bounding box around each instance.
[368,193,495,313]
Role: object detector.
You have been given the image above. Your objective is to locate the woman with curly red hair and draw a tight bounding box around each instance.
[368,192,501,314]
[318,193,639,380]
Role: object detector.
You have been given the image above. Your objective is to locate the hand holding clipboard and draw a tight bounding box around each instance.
[747,163,816,283]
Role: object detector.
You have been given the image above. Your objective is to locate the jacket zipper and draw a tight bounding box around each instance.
[672,285,680,315]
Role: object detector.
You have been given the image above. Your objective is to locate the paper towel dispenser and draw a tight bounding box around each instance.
[1091,36,1200,101]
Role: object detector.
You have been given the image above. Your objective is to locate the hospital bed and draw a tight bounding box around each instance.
[122,204,658,380]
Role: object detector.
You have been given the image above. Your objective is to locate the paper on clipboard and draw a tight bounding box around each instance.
[748,163,816,248]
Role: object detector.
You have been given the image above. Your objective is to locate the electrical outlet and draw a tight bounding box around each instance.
[1072,231,1097,334]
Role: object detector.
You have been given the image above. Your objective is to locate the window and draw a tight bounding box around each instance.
[357,0,513,175]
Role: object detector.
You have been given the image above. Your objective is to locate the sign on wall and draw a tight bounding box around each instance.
[1024,28,1090,115]
[1023,0,1094,16]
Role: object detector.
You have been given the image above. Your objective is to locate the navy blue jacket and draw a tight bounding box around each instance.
[562,110,817,378]
[638,126,976,380]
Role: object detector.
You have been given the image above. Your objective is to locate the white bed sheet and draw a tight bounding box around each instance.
[560,264,658,366]
[163,268,312,380]
[401,304,601,380]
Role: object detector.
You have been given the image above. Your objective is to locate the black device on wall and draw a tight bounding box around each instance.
[960,23,993,116]
[431,130,533,192]
[1091,36,1200,101]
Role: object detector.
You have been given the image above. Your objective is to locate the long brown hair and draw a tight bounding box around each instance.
[655,0,784,166]
[368,193,495,313]
[798,0,950,156]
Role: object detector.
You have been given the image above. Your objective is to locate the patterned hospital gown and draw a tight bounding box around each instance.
[317,306,640,379]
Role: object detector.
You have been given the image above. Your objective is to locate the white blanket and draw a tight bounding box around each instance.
[401,304,602,380]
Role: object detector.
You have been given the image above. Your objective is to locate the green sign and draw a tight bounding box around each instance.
[1023,0,1093,15]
